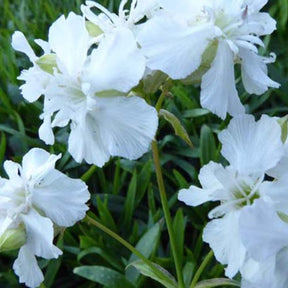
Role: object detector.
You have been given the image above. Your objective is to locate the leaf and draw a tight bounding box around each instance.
[200,125,217,166]
[122,170,137,228]
[160,109,193,147]
[77,247,123,271]
[127,260,177,288]
[0,132,6,164]
[183,262,195,287]
[183,108,210,118]
[126,222,161,283]
[172,209,185,266]
[195,278,240,288]
[73,266,135,288]
[96,196,118,232]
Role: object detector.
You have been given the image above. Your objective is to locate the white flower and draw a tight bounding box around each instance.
[137,0,279,119]
[13,12,158,167]
[0,148,90,288]
[178,114,284,277]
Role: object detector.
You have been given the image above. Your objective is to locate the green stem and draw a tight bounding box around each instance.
[84,215,169,282]
[189,250,214,288]
[151,141,185,288]
[81,165,97,182]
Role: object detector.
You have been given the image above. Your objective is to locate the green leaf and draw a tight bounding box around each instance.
[74,266,135,288]
[96,196,118,232]
[160,109,193,147]
[0,132,6,164]
[200,125,217,166]
[126,222,161,283]
[172,209,185,265]
[127,260,177,288]
[195,278,240,288]
[183,262,195,287]
[183,108,210,118]
[122,170,137,228]
[77,247,123,271]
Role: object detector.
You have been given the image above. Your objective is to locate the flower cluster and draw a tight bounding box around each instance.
[6,0,285,287]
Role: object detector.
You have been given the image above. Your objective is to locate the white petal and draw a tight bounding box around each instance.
[203,211,246,278]
[239,199,288,262]
[260,177,288,216]
[83,27,145,94]
[69,96,158,166]
[3,160,21,180]
[274,248,288,288]
[239,47,279,95]
[12,31,37,62]
[13,245,44,288]
[21,148,60,182]
[201,40,245,119]
[242,12,276,35]
[32,169,89,227]
[219,114,283,175]
[245,0,268,13]
[21,209,62,259]
[38,114,55,145]
[178,162,224,206]
[268,141,288,179]
[240,257,276,288]
[137,15,217,79]
[68,113,111,166]
[18,66,51,102]
[49,12,90,77]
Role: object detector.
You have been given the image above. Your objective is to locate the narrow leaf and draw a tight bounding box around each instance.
[127,260,177,288]
[74,266,135,288]
[195,278,240,288]
[200,125,217,166]
[160,109,193,147]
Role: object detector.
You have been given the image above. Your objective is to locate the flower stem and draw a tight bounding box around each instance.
[84,215,169,281]
[81,165,97,182]
[189,250,214,288]
[151,141,185,288]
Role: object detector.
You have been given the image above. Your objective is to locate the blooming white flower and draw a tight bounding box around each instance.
[178,114,284,277]
[0,148,90,288]
[13,12,158,167]
[137,0,279,119]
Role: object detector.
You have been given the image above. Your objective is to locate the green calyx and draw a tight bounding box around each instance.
[277,115,288,143]
[85,21,103,37]
[0,228,26,252]
[36,53,57,74]
[182,40,218,85]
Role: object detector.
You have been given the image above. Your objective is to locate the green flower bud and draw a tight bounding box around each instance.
[36,54,57,74]
[0,228,26,252]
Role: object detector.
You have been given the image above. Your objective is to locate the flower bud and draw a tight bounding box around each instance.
[0,228,26,252]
